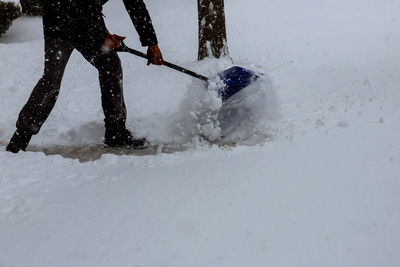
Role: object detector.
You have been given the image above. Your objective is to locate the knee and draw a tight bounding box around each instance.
[41,68,64,87]
[98,53,122,76]
[37,76,61,94]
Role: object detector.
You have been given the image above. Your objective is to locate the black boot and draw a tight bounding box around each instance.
[6,130,32,153]
[104,121,146,149]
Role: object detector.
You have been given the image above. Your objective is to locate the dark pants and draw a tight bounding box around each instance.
[16,37,126,135]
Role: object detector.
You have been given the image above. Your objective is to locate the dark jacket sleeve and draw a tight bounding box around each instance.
[122,0,158,46]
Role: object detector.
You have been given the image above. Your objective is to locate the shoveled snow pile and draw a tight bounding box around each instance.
[0,0,399,266]
[133,57,279,145]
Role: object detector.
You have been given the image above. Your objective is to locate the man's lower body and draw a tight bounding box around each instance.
[7,36,145,153]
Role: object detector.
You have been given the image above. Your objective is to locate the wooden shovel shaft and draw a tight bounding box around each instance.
[117,44,209,82]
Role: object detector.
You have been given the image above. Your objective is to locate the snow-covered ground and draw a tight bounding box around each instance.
[1,0,399,266]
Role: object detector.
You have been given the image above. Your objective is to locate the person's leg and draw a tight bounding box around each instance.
[77,46,145,148]
[7,37,74,153]
[78,45,126,124]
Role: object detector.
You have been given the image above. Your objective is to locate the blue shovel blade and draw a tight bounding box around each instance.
[217,66,259,102]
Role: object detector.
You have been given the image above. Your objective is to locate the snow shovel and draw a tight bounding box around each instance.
[116,41,260,102]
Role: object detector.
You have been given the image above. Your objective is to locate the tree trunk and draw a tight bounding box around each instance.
[197,0,228,60]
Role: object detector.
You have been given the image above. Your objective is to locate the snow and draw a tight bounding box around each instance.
[1,0,400,266]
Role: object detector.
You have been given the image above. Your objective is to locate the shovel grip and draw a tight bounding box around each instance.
[116,41,208,82]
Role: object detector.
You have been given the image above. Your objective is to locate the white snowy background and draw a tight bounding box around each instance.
[1,0,399,266]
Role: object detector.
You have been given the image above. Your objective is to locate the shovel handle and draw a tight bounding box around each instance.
[116,42,208,82]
